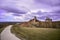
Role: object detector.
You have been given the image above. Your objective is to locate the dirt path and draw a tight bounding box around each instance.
[1,25,21,40]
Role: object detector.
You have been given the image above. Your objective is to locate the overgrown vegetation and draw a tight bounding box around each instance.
[0,24,9,33]
[0,22,18,33]
[0,27,5,33]
[11,24,60,40]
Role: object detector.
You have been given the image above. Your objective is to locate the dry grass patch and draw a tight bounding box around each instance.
[11,24,60,40]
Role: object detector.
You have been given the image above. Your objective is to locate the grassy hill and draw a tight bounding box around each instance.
[11,24,60,40]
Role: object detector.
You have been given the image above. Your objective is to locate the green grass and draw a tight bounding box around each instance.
[11,24,60,40]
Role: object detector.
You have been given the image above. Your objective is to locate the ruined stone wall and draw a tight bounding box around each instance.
[19,19,60,28]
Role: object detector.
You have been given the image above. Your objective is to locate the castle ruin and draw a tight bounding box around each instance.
[20,16,60,28]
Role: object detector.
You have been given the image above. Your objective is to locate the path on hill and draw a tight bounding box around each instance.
[1,25,21,40]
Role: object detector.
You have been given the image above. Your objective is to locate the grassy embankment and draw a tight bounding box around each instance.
[11,24,60,40]
[0,24,10,33]
[0,24,7,33]
[0,27,5,33]
[0,22,17,33]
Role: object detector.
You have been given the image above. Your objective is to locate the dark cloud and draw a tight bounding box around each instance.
[34,0,60,6]
[53,10,60,13]
[36,11,43,15]
[38,16,46,19]
[12,13,22,16]
[0,7,28,16]
[0,18,3,19]
[36,10,60,20]
[37,14,60,21]
[49,10,60,14]
[1,7,27,14]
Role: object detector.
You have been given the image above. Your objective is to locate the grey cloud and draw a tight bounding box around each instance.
[49,10,60,14]
[34,0,60,6]
[12,13,22,16]
[53,10,60,13]
[0,6,28,16]
[1,7,27,14]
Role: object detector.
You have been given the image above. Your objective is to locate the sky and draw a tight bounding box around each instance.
[0,0,60,22]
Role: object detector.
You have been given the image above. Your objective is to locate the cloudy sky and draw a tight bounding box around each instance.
[0,0,60,22]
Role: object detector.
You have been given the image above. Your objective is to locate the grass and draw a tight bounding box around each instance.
[0,24,10,33]
[0,27,5,33]
[11,24,60,40]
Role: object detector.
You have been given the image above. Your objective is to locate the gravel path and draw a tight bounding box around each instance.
[1,25,21,40]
